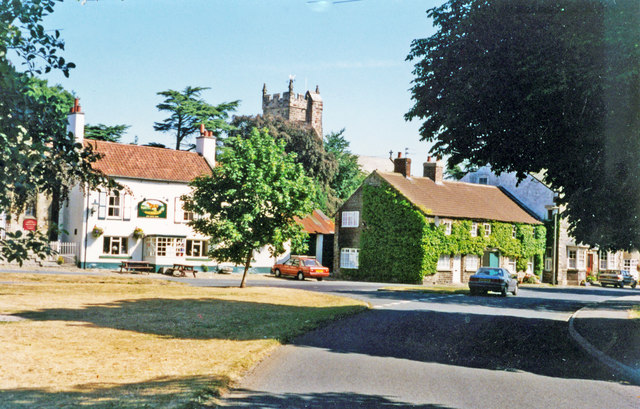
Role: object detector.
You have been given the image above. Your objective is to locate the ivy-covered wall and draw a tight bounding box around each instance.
[358,183,546,284]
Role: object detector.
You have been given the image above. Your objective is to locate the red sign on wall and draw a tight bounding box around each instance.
[23,218,37,231]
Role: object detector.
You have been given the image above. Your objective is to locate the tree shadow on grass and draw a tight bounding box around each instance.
[222,389,454,408]
[0,375,227,409]
[14,298,366,341]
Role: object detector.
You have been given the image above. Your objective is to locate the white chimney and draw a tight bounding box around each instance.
[196,123,216,168]
[67,98,85,143]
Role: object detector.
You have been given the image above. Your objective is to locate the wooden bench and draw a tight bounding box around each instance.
[172,263,196,278]
[119,261,154,274]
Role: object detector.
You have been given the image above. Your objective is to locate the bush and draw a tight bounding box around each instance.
[522,274,538,284]
[201,264,209,272]
[56,255,64,265]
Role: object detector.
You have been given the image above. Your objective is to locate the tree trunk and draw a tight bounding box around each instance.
[239,250,252,288]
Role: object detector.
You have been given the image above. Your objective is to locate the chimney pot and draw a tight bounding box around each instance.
[200,123,206,135]
[423,158,444,184]
[393,156,411,178]
[397,152,402,158]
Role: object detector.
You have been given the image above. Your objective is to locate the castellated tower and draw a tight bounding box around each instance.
[262,79,323,138]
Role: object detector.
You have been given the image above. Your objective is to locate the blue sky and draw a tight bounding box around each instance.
[41,0,442,158]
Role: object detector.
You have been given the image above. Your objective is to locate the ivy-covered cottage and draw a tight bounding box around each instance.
[334,155,546,284]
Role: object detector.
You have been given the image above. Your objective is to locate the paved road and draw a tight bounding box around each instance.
[206,278,640,409]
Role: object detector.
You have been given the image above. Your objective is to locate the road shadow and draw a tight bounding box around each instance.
[523,286,638,297]
[13,298,364,341]
[290,307,638,385]
[0,375,225,409]
[222,389,453,408]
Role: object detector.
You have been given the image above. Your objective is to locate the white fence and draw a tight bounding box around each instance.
[49,241,78,262]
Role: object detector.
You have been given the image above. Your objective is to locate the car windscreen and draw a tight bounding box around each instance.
[303,259,320,266]
[478,268,502,276]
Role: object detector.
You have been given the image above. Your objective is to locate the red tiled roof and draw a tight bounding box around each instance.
[295,209,335,234]
[85,140,212,182]
[375,171,541,224]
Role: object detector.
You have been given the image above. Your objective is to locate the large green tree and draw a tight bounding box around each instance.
[154,86,239,150]
[324,129,366,201]
[229,115,339,212]
[85,124,130,143]
[1,0,112,263]
[185,128,316,288]
[406,0,640,249]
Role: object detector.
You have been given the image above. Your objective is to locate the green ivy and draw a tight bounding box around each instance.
[358,182,547,283]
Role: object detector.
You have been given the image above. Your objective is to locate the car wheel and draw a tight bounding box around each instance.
[297,271,305,281]
[632,282,637,289]
[274,269,281,278]
[469,288,476,296]
[501,286,508,297]
[619,283,624,289]
[512,285,518,296]
[601,283,606,288]
[317,277,323,281]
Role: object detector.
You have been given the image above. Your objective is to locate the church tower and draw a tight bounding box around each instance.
[262,79,323,138]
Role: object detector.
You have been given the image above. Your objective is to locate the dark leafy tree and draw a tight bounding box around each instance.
[229,115,339,212]
[185,128,315,288]
[85,124,130,142]
[154,86,239,150]
[324,129,366,201]
[406,0,640,249]
[0,1,114,263]
[144,142,167,149]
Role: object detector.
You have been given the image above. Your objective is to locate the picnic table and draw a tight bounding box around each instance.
[172,263,197,278]
[119,261,154,274]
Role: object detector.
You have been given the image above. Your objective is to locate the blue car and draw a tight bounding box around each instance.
[469,267,518,296]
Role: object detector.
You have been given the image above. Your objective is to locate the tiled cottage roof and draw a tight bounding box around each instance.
[296,209,335,234]
[85,140,212,182]
[375,171,541,224]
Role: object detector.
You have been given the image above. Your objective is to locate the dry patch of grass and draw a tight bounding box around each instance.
[378,285,469,295]
[0,273,367,408]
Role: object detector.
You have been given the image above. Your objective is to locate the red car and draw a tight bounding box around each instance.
[272,255,330,281]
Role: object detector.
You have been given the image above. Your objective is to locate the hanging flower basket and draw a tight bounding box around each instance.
[133,227,145,240]
[92,225,104,238]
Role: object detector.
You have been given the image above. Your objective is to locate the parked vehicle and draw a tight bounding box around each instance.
[272,255,330,281]
[468,267,518,296]
[599,270,638,288]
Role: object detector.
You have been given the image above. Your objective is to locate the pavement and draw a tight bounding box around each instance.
[569,293,640,384]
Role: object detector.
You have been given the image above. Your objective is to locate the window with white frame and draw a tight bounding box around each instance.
[527,257,534,274]
[608,252,617,270]
[577,249,586,269]
[478,176,488,185]
[437,254,450,270]
[507,257,517,273]
[103,236,128,255]
[187,239,207,257]
[443,220,452,235]
[624,259,638,272]
[512,226,517,239]
[340,248,359,269]
[465,254,479,271]
[483,223,491,237]
[341,211,359,228]
[599,250,608,270]
[108,192,121,218]
[545,257,553,271]
[175,198,196,223]
[568,249,577,269]
[470,222,478,237]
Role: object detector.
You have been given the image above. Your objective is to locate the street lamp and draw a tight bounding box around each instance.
[545,205,559,285]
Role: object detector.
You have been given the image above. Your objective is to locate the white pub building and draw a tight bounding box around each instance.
[60,100,277,272]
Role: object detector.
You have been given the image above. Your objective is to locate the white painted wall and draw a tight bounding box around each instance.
[61,177,281,271]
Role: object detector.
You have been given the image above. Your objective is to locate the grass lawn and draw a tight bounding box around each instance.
[631,305,640,319]
[0,273,367,408]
